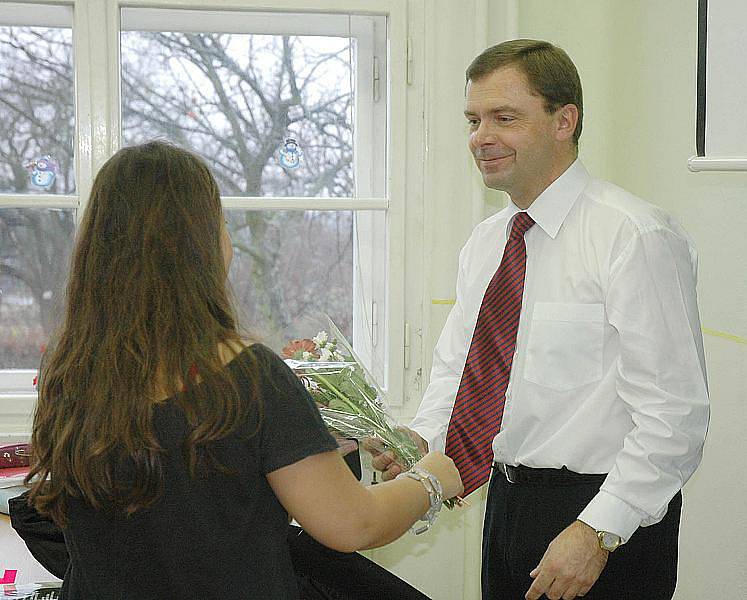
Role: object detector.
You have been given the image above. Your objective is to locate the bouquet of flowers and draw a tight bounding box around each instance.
[282,319,423,471]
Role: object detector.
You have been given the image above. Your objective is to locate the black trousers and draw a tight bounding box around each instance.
[481,468,681,600]
[288,525,429,600]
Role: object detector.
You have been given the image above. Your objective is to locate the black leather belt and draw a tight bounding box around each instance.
[494,463,607,487]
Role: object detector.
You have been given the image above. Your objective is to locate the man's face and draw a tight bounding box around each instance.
[465,66,572,207]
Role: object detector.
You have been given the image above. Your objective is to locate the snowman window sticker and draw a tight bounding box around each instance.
[279,138,303,170]
[24,155,58,190]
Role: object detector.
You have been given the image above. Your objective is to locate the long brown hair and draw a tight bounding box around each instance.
[27,141,260,526]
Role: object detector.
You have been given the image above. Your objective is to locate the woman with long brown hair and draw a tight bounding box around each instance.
[26,141,461,598]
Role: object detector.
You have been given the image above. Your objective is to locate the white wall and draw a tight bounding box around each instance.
[611,2,747,597]
[363,2,502,597]
[515,1,747,597]
[374,1,747,598]
[614,5,747,596]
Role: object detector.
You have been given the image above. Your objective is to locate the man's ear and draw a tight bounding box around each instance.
[554,104,579,143]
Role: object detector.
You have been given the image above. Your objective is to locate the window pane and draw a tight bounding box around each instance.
[0,25,75,194]
[0,208,75,369]
[121,27,355,198]
[226,210,353,351]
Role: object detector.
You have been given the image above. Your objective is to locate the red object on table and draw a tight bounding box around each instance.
[0,444,30,469]
[0,466,29,480]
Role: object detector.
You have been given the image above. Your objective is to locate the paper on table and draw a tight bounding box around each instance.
[0,582,61,599]
[0,466,29,489]
[0,485,27,515]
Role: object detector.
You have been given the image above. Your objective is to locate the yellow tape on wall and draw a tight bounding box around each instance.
[702,327,747,346]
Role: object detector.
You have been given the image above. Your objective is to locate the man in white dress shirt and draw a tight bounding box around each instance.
[371,40,709,599]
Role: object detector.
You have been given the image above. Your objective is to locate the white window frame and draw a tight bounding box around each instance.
[0,0,410,431]
[0,2,79,433]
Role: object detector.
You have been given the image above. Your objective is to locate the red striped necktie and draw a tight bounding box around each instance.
[444,211,535,497]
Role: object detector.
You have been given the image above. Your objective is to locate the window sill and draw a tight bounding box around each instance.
[0,393,35,437]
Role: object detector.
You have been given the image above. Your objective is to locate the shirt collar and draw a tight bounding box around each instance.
[505,159,591,239]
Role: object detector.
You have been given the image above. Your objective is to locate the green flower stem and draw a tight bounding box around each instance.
[314,371,383,427]
[313,373,360,413]
[311,369,458,507]
[320,407,420,467]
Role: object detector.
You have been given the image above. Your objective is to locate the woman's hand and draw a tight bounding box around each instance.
[413,451,463,500]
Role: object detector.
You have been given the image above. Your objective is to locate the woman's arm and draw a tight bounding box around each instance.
[267,450,461,553]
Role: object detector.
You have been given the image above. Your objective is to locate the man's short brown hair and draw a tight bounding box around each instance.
[466,39,583,145]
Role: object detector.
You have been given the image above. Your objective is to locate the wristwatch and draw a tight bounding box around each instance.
[596,530,622,552]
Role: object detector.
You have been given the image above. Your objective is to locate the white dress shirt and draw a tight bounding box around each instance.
[410,160,710,542]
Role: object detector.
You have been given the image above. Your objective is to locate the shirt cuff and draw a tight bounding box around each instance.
[408,418,446,454]
[577,490,645,543]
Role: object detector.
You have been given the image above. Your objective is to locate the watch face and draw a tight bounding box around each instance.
[601,532,621,550]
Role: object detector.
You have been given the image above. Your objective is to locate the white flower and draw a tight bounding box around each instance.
[313,330,329,348]
[319,347,333,362]
[300,376,320,393]
[302,351,314,361]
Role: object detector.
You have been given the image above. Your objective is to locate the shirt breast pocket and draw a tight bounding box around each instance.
[524,302,605,392]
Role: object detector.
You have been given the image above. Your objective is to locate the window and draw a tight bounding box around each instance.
[120,10,366,199]
[119,7,389,386]
[0,3,76,395]
[0,1,409,417]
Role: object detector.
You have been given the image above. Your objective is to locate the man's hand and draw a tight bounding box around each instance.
[361,427,428,481]
[525,520,609,600]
